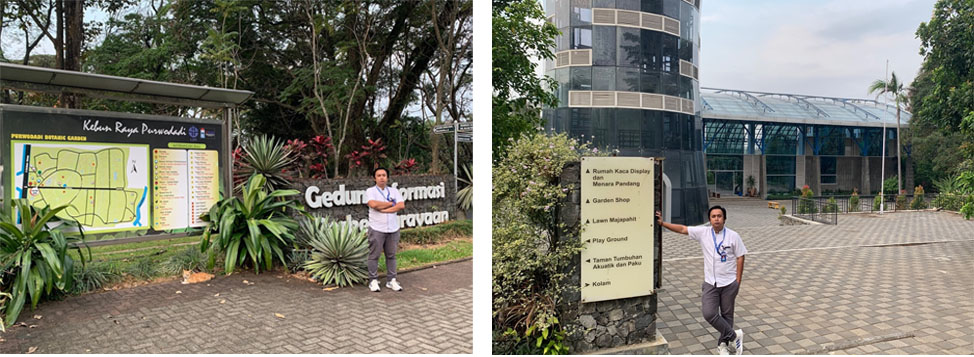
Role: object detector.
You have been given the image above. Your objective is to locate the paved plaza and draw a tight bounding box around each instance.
[0,260,472,354]
[657,198,974,354]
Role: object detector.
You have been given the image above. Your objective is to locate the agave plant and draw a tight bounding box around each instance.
[457,162,473,212]
[236,134,296,192]
[200,174,303,275]
[0,199,89,327]
[298,215,369,287]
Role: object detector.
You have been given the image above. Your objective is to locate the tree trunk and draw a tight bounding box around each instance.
[377,0,462,132]
[55,0,63,69]
[62,0,83,108]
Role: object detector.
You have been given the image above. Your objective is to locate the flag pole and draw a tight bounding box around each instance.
[880,60,889,214]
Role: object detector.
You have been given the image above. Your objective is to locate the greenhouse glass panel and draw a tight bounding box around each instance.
[767,155,796,175]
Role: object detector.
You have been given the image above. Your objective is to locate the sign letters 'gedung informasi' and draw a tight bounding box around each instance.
[1,105,226,235]
[580,157,655,303]
[301,177,452,231]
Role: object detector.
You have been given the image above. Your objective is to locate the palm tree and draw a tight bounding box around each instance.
[868,71,905,194]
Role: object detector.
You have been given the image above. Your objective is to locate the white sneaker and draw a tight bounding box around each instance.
[717,341,730,355]
[385,278,403,291]
[734,329,744,355]
[368,279,380,292]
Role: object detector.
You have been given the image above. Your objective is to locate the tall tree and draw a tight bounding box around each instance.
[913,0,974,173]
[868,71,906,193]
[913,0,974,139]
[427,0,472,174]
[492,0,559,160]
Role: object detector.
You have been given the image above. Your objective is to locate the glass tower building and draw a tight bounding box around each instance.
[543,0,707,225]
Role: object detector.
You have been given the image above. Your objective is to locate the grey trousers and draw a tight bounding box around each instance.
[367,229,400,281]
[701,280,740,345]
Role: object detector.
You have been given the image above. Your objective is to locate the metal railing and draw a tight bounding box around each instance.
[791,197,838,225]
[790,194,936,225]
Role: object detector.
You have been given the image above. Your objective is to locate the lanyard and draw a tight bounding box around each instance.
[711,228,726,256]
[378,186,392,201]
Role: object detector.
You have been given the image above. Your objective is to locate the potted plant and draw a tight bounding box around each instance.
[746,175,757,197]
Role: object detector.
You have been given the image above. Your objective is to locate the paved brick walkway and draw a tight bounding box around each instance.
[658,200,974,354]
[0,260,472,354]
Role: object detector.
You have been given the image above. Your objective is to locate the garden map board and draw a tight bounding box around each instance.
[1,105,226,236]
[580,156,655,303]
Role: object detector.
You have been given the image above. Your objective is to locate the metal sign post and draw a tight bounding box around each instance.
[433,121,472,208]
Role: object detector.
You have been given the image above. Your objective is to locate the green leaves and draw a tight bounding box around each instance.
[200,174,303,275]
[913,0,974,138]
[456,163,474,212]
[492,0,560,160]
[493,132,587,352]
[298,215,369,287]
[236,135,296,192]
[0,199,87,327]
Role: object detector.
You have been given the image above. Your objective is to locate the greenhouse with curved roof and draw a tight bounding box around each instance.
[700,87,911,198]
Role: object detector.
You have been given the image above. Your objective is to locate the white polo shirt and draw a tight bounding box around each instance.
[366,185,404,233]
[687,225,747,288]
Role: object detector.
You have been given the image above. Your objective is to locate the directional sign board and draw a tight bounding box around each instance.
[458,122,473,132]
[457,133,472,142]
[433,123,455,134]
[580,156,655,303]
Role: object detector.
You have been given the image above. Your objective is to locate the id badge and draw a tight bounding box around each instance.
[720,255,727,262]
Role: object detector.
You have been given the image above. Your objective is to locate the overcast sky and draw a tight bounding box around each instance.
[700,0,935,99]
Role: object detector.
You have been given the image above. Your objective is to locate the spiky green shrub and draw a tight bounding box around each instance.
[286,249,312,273]
[0,199,89,327]
[873,194,883,211]
[457,163,473,212]
[298,215,369,287]
[200,174,303,275]
[848,190,860,212]
[236,135,296,192]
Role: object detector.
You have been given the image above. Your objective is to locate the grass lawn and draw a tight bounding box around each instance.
[67,231,471,293]
[379,239,473,272]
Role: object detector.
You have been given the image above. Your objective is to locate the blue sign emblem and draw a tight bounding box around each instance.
[188,126,199,139]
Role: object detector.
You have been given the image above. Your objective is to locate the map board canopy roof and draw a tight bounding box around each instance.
[0,62,253,108]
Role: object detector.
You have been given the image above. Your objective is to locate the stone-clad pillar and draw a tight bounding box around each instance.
[556,161,668,354]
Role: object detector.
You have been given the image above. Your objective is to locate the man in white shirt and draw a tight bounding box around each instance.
[366,167,405,292]
[656,206,747,355]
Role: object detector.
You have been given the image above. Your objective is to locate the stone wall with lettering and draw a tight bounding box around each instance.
[557,161,665,354]
[291,174,456,230]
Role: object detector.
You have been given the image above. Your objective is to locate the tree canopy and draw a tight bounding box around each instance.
[1,0,472,178]
[491,0,559,161]
[909,0,974,185]
[913,0,974,137]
